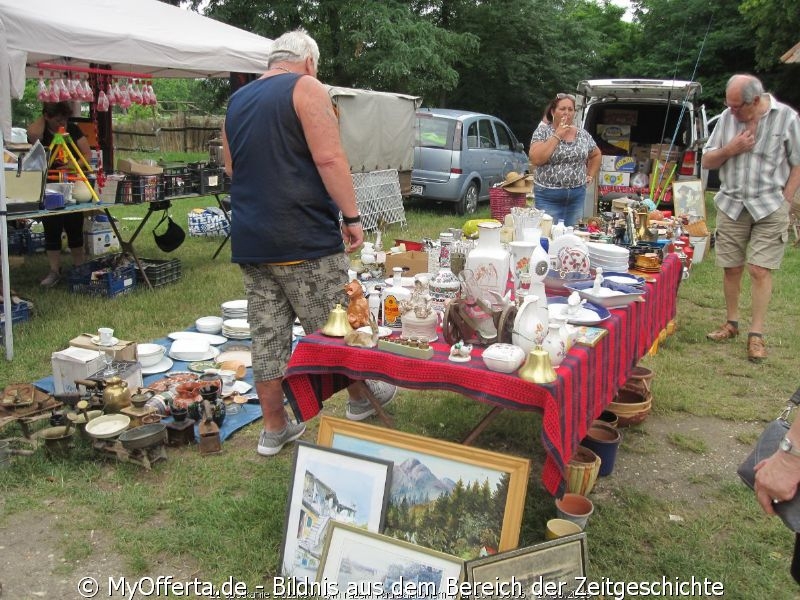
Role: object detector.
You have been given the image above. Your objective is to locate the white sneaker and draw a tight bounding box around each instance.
[256,421,306,456]
[346,380,398,421]
[40,271,61,287]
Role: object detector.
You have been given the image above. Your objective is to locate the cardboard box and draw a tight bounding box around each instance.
[70,334,138,362]
[117,158,163,176]
[383,250,429,277]
[649,144,683,162]
[84,229,121,257]
[600,171,631,186]
[88,360,143,393]
[601,155,636,172]
[51,347,105,394]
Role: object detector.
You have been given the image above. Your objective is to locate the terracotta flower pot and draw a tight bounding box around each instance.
[555,493,594,529]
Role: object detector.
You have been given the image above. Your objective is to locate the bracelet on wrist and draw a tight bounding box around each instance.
[552,134,562,142]
[342,214,361,225]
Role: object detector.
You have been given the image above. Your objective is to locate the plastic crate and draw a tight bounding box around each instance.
[67,256,137,297]
[189,163,227,195]
[7,228,29,255]
[0,300,32,342]
[136,258,182,287]
[162,165,192,198]
[116,174,165,204]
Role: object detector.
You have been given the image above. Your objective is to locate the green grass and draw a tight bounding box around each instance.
[3,190,800,595]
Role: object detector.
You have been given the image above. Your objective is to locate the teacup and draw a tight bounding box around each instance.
[98,327,114,345]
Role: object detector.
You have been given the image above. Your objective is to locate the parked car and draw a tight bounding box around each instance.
[575,79,710,216]
[700,113,721,191]
[409,108,529,215]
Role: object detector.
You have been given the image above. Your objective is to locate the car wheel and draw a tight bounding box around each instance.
[457,182,478,215]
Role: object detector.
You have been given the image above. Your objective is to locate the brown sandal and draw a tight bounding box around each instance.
[707,322,739,341]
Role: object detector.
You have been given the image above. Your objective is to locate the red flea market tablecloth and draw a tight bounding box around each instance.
[283,253,682,496]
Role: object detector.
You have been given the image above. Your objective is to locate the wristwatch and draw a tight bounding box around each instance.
[779,435,800,458]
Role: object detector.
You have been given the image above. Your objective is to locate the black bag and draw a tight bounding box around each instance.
[737,387,800,532]
[153,210,186,253]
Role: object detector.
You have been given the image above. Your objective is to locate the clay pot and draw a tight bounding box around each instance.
[608,388,652,426]
[582,423,622,476]
[555,493,594,530]
[546,518,583,540]
[597,410,619,428]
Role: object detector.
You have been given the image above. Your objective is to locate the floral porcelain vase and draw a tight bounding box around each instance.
[542,321,568,367]
[465,222,510,300]
[512,293,549,355]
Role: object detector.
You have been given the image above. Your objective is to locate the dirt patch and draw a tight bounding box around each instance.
[591,413,762,509]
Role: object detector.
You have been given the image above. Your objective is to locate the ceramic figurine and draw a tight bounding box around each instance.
[449,341,473,362]
[345,279,370,329]
[400,279,439,342]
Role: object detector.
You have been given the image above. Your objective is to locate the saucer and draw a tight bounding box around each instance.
[91,335,119,347]
[356,325,393,338]
[141,356,174,375]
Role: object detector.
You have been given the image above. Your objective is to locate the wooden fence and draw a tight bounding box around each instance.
[113,113,224,153]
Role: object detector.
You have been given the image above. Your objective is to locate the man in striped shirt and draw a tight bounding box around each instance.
[703,74,800,362]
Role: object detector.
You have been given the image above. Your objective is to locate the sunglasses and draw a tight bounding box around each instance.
[556,93,576,101]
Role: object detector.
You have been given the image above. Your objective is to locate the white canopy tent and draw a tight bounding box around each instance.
[1,0,273,359]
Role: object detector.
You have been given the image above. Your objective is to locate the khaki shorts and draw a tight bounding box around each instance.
[715,203,789,270]
[241,253,349,381]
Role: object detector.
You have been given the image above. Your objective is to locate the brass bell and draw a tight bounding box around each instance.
[320,304,354,337]
[518,348,558,384]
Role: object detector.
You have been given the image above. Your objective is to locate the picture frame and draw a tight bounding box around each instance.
[316,416,531,559]
[464,533,588,598]
[317,521,464,600]
[672,178,706,219]
[280,441,393,580]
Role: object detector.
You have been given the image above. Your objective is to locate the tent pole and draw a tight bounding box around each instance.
[1,128,14,360]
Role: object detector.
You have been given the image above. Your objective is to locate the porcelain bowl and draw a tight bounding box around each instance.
[482,343,526,373]
[196,316,223,334]
[136,343,166,367]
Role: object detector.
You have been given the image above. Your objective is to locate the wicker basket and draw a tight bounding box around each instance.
[608,388,652,426]
[566,445,602,496]
[685,219,709,237]
[489,187,527,222]
[620,365,654,402]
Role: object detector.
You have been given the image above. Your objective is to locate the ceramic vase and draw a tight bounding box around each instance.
[465,222,510,300]
[528,243,550,308]
[541,322,567,367]
[512,294,549,354]
[508,240,538,292]
[428,232,461,314]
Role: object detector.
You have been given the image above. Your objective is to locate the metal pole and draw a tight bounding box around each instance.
[1,128,14,360]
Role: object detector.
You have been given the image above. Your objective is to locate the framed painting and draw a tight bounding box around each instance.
[317,521,464,600]
[464,534,588,599]
[316,416,531,559]
[280,441,393,580]
[672,179,705,219]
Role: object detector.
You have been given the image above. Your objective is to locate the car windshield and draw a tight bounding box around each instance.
[415,116,455,149]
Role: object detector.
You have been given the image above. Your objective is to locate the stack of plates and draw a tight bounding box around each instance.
[585,241,630,272]
[221,299,248,320]
[223,318,251,339]
[168,338,221,362]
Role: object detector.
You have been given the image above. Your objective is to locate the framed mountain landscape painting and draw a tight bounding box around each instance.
[317,416,531,560]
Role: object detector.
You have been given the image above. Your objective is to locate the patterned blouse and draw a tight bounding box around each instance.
[530,123,598,189]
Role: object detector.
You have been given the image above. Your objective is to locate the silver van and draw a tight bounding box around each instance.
[409,108,529,215]
[575,79,709,215]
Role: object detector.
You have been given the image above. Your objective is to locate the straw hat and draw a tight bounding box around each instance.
[500,171,533,194]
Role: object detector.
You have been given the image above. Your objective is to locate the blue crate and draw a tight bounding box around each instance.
[67,257,137,298]
[7,228,29,255]
[0,300,32,341]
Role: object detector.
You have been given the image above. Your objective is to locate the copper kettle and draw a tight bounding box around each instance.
[102,376,131,413]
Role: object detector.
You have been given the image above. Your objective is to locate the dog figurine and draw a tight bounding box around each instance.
[345,279,370,329]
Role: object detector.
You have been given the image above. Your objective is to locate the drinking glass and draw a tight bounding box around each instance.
[101,349,117,377]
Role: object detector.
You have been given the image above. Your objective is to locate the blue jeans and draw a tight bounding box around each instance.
[534,184,587,227]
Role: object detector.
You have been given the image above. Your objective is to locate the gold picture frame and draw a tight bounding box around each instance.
[672,178,706,220]
[317,416,531,559]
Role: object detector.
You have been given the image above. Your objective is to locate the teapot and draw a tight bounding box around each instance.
[102,376,131,413]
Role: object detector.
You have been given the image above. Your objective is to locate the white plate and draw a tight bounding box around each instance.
[169,346,221,362]
[141,356,174,375]
[90,335,119,347]
[168,331,227,345]
[222,318,250,329]
[221,299,248,310]
[356,325,393,338]
[547,298,611,325]
[216,350,253,367]
[548,233,587,258]
[586,240,630,258]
